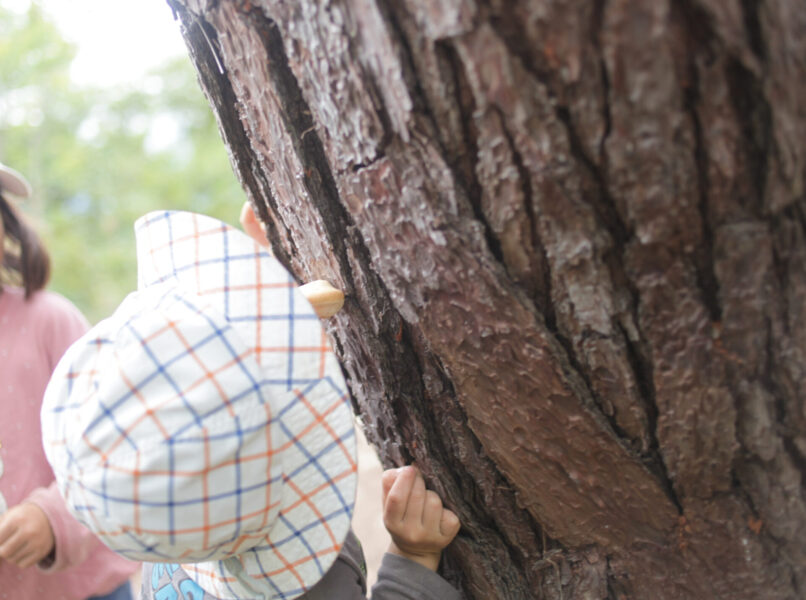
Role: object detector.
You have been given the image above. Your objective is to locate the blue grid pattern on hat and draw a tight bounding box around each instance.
[47,286,283,562]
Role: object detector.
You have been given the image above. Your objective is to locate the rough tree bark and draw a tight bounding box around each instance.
[165,1,805,598]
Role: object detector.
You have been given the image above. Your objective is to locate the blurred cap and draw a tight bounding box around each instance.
[0,163,32,199]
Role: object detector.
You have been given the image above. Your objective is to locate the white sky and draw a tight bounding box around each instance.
[3,0,187,86]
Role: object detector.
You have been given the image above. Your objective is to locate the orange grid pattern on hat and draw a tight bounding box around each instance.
[42,211,358,600]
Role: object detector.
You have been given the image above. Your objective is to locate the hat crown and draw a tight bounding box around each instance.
[135,212,278,366]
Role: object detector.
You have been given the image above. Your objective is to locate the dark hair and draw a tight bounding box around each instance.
[0,193,50,298]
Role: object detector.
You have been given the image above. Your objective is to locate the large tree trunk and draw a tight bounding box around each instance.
[166,1,806,597]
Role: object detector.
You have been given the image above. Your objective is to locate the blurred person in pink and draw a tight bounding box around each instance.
[0,162,138,599]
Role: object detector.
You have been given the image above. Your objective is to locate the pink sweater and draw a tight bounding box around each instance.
[0,287,137,599]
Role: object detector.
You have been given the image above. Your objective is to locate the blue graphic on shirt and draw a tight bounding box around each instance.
[154,584,177,600]
[148,563,207,600]
[152,563,181,589]
[179,579,206,599]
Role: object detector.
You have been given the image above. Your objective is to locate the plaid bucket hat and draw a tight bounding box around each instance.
[41,211,358,599]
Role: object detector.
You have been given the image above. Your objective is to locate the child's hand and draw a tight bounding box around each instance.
[0,503,55,568]
[381,466,461,572]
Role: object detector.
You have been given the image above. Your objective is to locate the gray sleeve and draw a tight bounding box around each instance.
[141,532,461,600]
[369,553,463,600]
[303,530,368,600]
[304,530,462,600]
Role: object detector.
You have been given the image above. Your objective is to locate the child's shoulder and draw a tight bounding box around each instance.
[2,286,78,315]
[26,288,88,327]
[30,288,80,311]
[3,288,90,351]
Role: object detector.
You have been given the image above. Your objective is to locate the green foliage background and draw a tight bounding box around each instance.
[0,4,243,322]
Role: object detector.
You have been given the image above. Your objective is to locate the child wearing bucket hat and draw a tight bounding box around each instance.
[42,210,461,600]
[0,162,138,599]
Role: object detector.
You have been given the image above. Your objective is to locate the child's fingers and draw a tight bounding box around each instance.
[384,466,417,524]
[0,512,14,545]
[381,468,399,505]
[0,530,25,562]
[9,546,34,568]
[422,490,444,532]
[406,469,427,524]
[440,508,461,540]
[16,549,39,569]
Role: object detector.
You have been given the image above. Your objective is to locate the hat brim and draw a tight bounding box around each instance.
[0,164,32,198]
[135,211,358,599]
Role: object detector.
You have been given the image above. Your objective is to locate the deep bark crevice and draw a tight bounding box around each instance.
[350,153,387,173]
[394,324,553,595]
[617,321,684,514]
[484,3,554,96]
[730,469,763,523]
[725,58,771,219]
[376,5,445,135]
[574,9,676,493]
[769,206,799,337]
[768,209,806,483]
[332,10,397,168]
[245,11,365,292]
[592,0,612,165]
[678,16,723,324]
[326,329,360,418]
[740,0,766,60]
[489,104,553,318]
[767,311,806,488]
[546,316,678,512]
[481,4,683,491]
[438,41,506,267]
[604,555,619,600]
[763,324,805,598]
[169,4,299,272]
[379,4,510,272]
[554,106,629,245]
[471,13,683,504]
[552,106,680,472]
[437,41,482,205]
